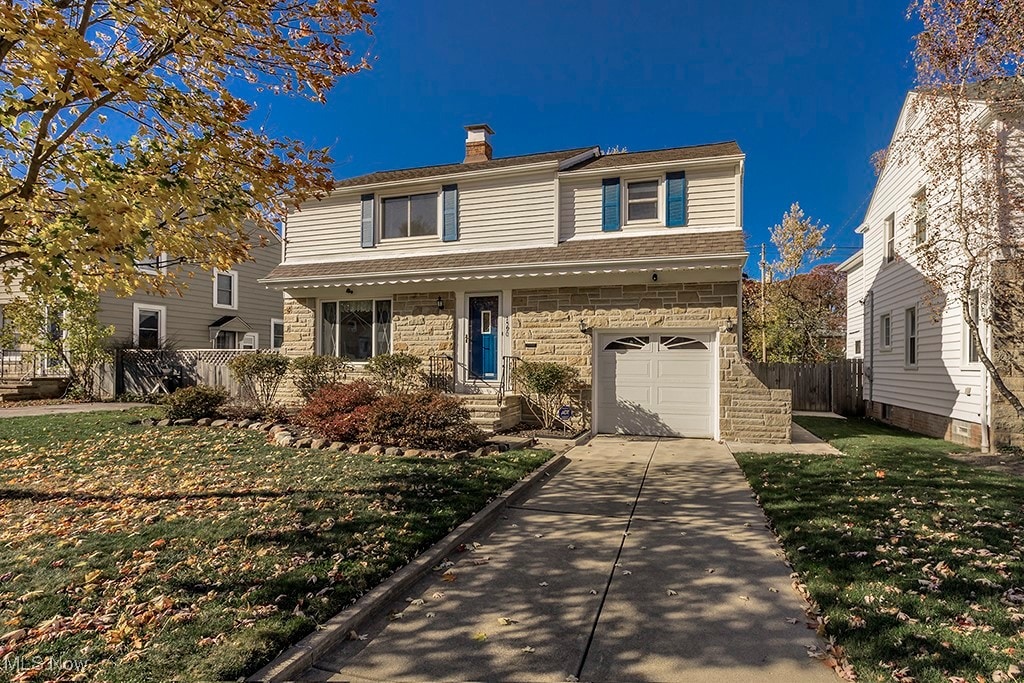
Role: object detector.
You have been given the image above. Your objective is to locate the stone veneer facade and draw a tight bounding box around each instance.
[509,283,790,443]
[278,284,792,443]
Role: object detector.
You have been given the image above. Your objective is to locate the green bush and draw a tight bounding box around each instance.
[295,380,379,442]
[361,391,483,450]
[512,361,580,430]
[164,385,228,420]
[366,353,423,394]
[227,353,290,412]
[291,355,353,401]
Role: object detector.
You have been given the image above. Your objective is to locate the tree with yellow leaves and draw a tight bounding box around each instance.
[0,0,375,297]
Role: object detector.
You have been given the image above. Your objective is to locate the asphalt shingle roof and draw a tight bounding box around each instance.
[333,147,597,188]
[264,231,746,283]
[561,141,743,172]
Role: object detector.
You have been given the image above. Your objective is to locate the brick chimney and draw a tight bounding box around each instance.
[464,124,494,163]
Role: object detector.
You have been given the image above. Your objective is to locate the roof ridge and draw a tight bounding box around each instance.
[333,145,597,187]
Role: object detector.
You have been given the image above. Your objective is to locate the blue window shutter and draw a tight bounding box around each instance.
[666,171,686,227]
[442,184,459,242]
[601,178,621,232]
[360,194,375,248]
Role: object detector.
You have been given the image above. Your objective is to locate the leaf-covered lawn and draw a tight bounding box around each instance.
[735,417,1024,683]
[0,409,551,681]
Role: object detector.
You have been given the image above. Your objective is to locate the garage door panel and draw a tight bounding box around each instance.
[656,386,712,406]
[597,331,715,439]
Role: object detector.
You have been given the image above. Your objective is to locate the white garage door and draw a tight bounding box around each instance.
[597,332,715,438]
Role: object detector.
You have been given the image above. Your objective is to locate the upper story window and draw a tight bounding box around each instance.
[884,213,895,263]
[382,193,438,240]
[626,180,659,222]
[913,189,927,245]
[136,251,167,275]
[213,269,238,309]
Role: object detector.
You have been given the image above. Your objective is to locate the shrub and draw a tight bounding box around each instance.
[227,353,290,413]
[164,385,228,421]
[291,355,353,401]
[512,361,580,430]
[218,400,291,423]
[361,391,483,450]
[366,353,423,394]
[296,380,379,439]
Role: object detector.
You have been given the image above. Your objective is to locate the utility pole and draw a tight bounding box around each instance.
[760,243,767,363]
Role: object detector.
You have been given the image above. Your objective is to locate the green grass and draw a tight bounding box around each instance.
[735,417,1024,683]
[0,409,551,681]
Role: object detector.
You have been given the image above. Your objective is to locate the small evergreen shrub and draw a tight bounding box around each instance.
[361,391,483,450]
[366,353,423,394]
[164,385,228,421]
[291,355,353,401]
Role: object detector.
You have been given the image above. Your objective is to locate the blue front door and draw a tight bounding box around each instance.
[469,295,499,380]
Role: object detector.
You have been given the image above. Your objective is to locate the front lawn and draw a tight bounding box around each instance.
[0,410,551,681]
[735,417,1024,683]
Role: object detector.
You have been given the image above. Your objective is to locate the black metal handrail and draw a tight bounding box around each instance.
[498,355,523,407]
[426,354,455,393]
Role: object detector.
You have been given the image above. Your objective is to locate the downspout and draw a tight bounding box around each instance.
[981,271,992,453]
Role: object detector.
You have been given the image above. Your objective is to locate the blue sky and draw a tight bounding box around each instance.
[256,1,920,274]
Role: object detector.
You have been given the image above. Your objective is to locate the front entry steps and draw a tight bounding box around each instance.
[455,394,522,433]
[0,378,70,401]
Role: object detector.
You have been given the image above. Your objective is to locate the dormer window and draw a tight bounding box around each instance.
[382,193,438,239]
[626,180,659,222]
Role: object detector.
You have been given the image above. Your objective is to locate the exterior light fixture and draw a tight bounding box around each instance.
[436,296,445,310]
[651,272,659,282]
[579,320,588,333]
[345,287,354,294]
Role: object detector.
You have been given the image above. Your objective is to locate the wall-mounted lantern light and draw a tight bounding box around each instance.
[651,272,659,282]
[579,320,589,334]
[436,296,445,310]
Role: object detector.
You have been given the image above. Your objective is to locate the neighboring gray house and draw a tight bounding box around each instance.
[264,125,792,442]
[0,231,284,352]
[101,233,284,351]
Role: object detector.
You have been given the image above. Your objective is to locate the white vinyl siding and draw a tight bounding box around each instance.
[285,171,556,261]
[558,163,739,240]
[857,92,988,426]
[844,259,864,358]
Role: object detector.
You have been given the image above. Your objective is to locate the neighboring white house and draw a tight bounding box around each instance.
[838,250,864,360]
[842,86,1023,448]
[264,125,792,442]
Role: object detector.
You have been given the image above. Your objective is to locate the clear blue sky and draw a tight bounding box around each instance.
[256,0,919,275]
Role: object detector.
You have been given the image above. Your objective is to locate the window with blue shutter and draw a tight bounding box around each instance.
[360,193,375,248]
[442,184,459,242]
[601,178,621,232]
[665,171,686,227]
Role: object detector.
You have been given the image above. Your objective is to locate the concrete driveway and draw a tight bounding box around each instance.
[300,437,835,683]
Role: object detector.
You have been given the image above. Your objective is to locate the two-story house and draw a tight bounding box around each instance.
[264,126,791,442]
[102,232,285,351]
[840,86,1023,448]
[0,231,284,352]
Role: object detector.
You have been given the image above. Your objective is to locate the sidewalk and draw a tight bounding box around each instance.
[297,437,836,682]
[0,402,150,418]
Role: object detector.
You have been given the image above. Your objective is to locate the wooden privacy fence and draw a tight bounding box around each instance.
[113,349,270,398]
[747,359,864,415]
